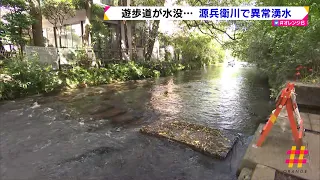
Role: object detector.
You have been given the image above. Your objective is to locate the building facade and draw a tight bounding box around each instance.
[41,0,162,61]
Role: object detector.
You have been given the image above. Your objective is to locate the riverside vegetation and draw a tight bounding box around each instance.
[0,33,225,100]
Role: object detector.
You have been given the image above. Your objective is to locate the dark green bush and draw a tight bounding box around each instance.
[0,56,61,99]
[1,56,185,100]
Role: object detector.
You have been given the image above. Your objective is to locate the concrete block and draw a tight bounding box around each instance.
[238,123,320,180]
[304,132,320,180]
[304,122,312,130]
[140,120,239,159]
[300,112,311,124]
[312,124,320,132]
[309,113,320,120]
[309,114,320,125]
[293,82,320,108]
[237,167,253,180]
[251,164,276,180]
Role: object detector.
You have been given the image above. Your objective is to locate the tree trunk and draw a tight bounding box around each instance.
[83,0,92,47]
[59,26,62,47]
[120,21,129,61]
[53,26,58,47]
[119,21,133,61]
[29,0,44,46]
[116,22,122,60]
[131,23,138,61]
[18,27,24,55]
[126,21,132,60]
[145,20,160,61]
[119,0,132,61]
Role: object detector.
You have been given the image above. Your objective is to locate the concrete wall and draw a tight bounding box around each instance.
[293,82,320,109]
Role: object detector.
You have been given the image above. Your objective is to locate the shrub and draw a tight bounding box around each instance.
[0,56,61,99]
[0,57,186,100]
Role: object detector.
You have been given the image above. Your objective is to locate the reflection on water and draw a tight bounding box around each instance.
[55,65,273,135]
[148,65,273,135]
[150,78,183,119]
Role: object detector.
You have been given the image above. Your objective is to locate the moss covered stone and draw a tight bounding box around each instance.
[140,120,239,159]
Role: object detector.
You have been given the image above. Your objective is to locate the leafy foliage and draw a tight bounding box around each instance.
[1,0,34,52]
[0,56,62,99]
[59,61,185,88]
[90,4,111,49]
[0,56,185,100]
[176,0,252,42]
[227,0,320,97]
[74,48,92,68]
[42,0,76,26]
[172,33,225,68]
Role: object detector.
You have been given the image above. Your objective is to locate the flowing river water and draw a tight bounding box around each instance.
[0,64,275,180]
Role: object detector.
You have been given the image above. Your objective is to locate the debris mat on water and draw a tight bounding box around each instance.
[140,120,239,159]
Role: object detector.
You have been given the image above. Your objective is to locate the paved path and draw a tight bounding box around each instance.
[278,107,320,132]
[238,110,320,180]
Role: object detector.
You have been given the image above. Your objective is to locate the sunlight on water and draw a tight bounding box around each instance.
[150,77,183,119]
[146,65,272,135]
[219,64,241,96]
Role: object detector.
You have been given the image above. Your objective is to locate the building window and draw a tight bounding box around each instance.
[46,23,82,48]
[71,24,82,48]
[43,28,56,47]
[100,0,114,5]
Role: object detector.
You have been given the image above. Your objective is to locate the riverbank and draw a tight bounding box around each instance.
[0,60,186,100]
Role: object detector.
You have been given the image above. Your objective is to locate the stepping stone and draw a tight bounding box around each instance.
[251,164,276,180]
[140,120,239,159]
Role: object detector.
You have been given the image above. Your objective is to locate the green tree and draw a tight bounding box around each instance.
[177,0,252,42]
[28,0,44,46]
[1,0,34,54]
[72,0,93,47]
[42,0,76,47]
[227,0,320,96]
[134,0,166,61]
[173,33,225,68]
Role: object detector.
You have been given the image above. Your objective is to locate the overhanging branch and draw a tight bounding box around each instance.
[205,21,236,40]
[182,0,237,40]
[194,21,223,44]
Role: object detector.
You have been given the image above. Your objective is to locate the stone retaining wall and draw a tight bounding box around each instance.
[293,82,320,109]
